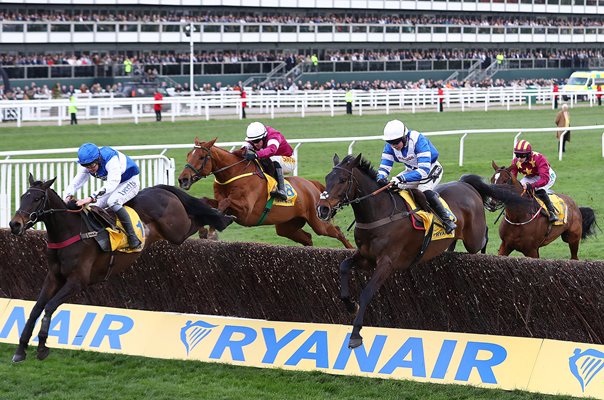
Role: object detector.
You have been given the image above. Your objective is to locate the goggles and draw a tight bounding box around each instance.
[81,161,98,169]
[514,152,530,158]
[250,137,264,144]
[386,137,404,146]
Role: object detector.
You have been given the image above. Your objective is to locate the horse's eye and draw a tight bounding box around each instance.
[339,178,347,184]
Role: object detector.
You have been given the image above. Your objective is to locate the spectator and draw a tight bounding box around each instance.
[597,85,602,106]
[437,86,444,112]
[552,83,559,109]
[345,88,353,115]
[123,57,132,75]
[240,87,247,119]
[153,89,163,122]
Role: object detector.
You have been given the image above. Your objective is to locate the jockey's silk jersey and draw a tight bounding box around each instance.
[245,126,293,158]
[64,146,140,199]
[509,151,551,188]
[377,130,439,182]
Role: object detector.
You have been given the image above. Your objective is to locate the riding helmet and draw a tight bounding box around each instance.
[245,122,268,141]
[78,143,101,165]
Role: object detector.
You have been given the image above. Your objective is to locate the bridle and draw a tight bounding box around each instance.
[16,187,81,230]
[320,165,396,213]
[184,144,249,182]
[491,168,540,225]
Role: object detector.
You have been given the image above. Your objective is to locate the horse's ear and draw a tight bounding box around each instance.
[194,136,201,145]
[333,153,340,166]
[29,173,35,186]
[208,137,218,146]
[491,160,499,171]
[353,153,363,166]
[42,177,57,190]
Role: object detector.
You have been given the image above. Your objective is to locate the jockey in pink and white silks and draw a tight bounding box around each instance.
[376,119,456,233]
[242,122,296,201]
[64,143,142,248]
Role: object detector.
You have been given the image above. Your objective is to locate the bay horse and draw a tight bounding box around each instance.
[488,161,597,259]
[316,154,524,349]
[8,174,233,363]
[177,137,353,248]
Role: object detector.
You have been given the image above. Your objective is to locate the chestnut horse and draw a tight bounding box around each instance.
[316,154,523,348]
[177,137,353,248]
[8,174,233,363]
[488,161,597,259]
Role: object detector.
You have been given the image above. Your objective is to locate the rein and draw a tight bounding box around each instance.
[185,144,251,183]
[16,187,83,230]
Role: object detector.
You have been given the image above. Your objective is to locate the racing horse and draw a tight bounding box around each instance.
[8,174,233,363]
[488,161,597,259]
[316,154,524,349]
[177,137,353,248]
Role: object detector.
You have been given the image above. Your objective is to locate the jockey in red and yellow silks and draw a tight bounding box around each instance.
[510,139,558,222]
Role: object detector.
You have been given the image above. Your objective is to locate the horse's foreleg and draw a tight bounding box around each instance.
[339,256,357,314]
[12,274,58,363]
[349,256,395,349]
[498,242,513,256]
[36,277,83,361]
[568,240,580,260]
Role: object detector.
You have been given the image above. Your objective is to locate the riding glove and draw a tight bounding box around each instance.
[244,152,258,161]
[524,183,533,193]
[376,178,388,187]
[390,175,406,190]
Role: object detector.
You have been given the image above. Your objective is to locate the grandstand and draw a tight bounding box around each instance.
[1,0,603,96]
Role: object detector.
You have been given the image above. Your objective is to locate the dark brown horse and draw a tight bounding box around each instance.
[8,174,233,363]
[488,161,597,259]
[316,154,523,349]
[177,137,353,248]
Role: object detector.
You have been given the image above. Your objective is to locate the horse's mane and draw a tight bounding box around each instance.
[342,154,379,180]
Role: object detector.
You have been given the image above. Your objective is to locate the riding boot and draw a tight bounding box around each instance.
[115,207,142,248]
[271,162,288,201]
[424,190,457,234]
[535,189,559,222]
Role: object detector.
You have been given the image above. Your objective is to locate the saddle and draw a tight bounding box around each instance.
[79,206,144,253]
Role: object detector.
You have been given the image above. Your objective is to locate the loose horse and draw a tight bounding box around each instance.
[8,174,233,362]
[488,161,597,259]
[316,154,523,348]
[177,137,353,248]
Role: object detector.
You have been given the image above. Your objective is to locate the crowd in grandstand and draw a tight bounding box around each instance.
[1,10,603,27]
[0,48,599,67]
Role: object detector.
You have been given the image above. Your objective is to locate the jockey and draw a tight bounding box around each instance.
[242,122,295,201]
[376,119,457,233]
[510,139,559,222]
[64,143,142,248]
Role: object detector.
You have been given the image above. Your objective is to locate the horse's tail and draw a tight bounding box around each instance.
[459,174,527,207]
[155,184,234,231]
[310,180,326,192]
[580,207,599,239]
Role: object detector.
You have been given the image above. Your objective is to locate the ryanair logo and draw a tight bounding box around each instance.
[569,348,604,391]
[180,320,217,356]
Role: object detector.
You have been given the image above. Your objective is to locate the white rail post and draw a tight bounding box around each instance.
[459,133,468,166]
[293,143,301,176]
[558,131,566,161]
[348,140,356,155]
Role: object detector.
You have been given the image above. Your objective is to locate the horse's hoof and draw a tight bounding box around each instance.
[12,351,26,363]
[207,232,219,241]
[348,337,363,349]
[36,346,50,361]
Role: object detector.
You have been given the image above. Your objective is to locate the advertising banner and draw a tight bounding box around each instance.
[0,298,601,398]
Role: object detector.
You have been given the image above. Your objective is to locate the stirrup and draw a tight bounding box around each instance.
[548,212,559,222]
[272,190,287,201]
[127,235,142,248]
[444,220,457,234]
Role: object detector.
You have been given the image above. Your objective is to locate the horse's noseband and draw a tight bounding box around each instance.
[185,145,212,182]
[17,187,48,228]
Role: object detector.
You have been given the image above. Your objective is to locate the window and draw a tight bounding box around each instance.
[243,25,259,33]
[27,24,48,32]
[141,24,159,32]
[50,24,70,32]
[74,24,93,32]
[281,25,296,33]
[223,25,241,33]
[97,24,116,32]
[203,25,220,33]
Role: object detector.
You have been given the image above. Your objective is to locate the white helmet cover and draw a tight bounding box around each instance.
[383,120,407,141]
[245,122,268,141]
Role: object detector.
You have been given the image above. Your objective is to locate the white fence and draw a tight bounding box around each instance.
[2,123,603,228]
[0,87,599,127]
[0,154,174,228]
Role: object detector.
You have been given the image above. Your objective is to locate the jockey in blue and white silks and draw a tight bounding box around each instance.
[64,143,142,248]
[375,120,456,233]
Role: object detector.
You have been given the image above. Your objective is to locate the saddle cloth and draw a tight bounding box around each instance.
[534,193,568,225]
[85,206,145,253]
[265,174,298,206]
[399,190,456,241]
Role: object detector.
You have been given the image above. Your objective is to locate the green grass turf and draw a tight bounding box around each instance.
[0,343,583,400]
[2,106,602,258]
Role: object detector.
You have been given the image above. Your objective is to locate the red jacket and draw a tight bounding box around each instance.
[509,151,551,188]
[241,90,247,108]
[153,92,163,111]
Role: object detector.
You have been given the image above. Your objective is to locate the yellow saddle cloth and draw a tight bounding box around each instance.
[265,174,298,206]
[399,190,456,241]
[107,206,146,253]
[534,193,568,225]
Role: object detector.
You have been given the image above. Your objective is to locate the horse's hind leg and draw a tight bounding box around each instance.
[562,230,581,260]
[275,218,313,246]
[481,226,489,254]
[447,240,457,252]
[12,274,59,363]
